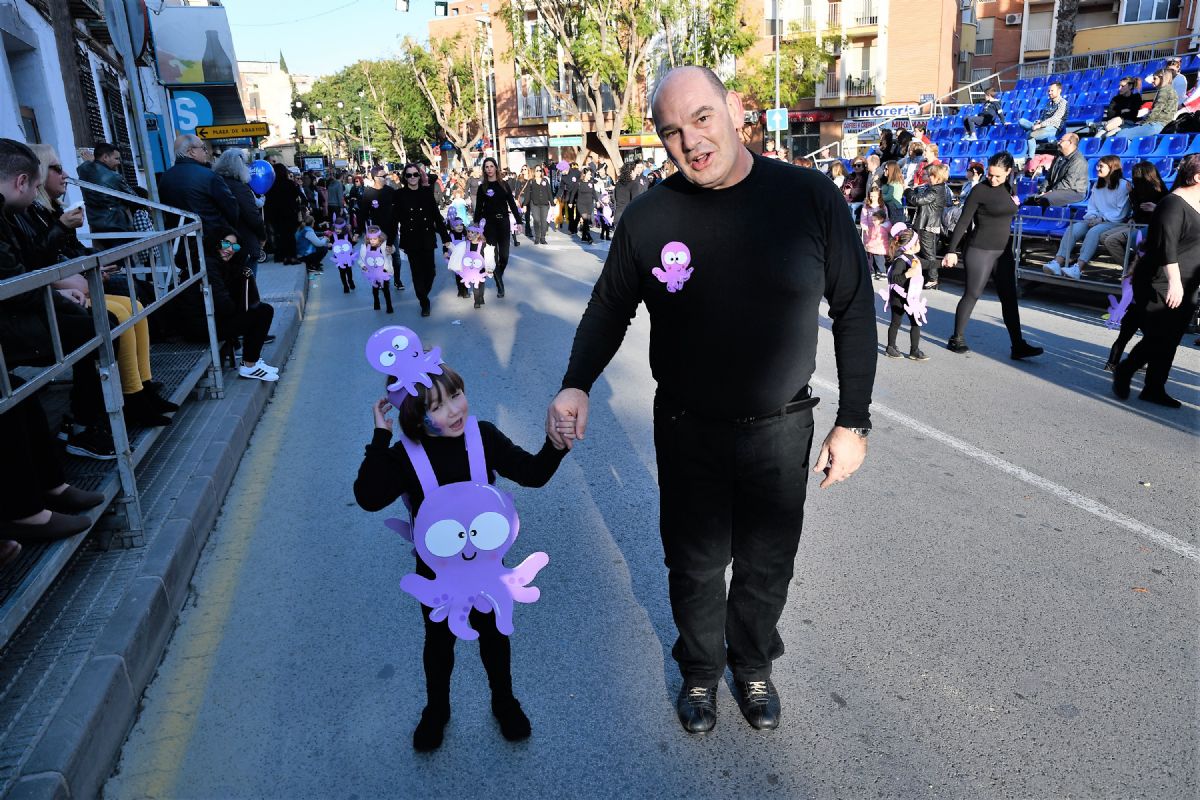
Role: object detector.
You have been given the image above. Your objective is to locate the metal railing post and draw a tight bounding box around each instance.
[85,264,144,547]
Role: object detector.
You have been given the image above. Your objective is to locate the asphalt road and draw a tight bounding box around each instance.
[104,227,1198,800]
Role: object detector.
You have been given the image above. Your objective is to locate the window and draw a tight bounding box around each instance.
[958,52,973,82]
[962,5,975,25]
[971,68,991,83]
[975,17,994,55]
[1121,0,1182,22]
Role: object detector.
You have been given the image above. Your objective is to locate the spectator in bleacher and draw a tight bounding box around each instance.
[1099,77,1143,139]
[792,156,814,168]
[0,138,116,460]
[865,154,884,188]
[19,144,177,427]
[827,159,847,189]
[899,141,927,186]
[1025,133,1088,207]
[873,129,900,162]
[1165,58,1187,106]
[1115,69,1178,139]
[960,162,986,200]
[842,159,869,217]
[895,130,914,160]
[76,142,134,243]
[941,151,1043,360]
[908,163,952,289]
[213,148,267,274]
[1101,161,1168,269]
[962,87,1006,142]
[882,162,906,222]
[1043,155,1131,281]
[1112,153,1200,408]
[1,372,105,546]
[1018,81,1068,161]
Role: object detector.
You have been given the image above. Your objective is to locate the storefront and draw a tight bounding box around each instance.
[785,111,833,161]
[618,133,666,166]
[505,135,550,170]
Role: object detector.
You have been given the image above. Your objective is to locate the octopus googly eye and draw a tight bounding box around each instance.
[424,519,468,558]
[391,334,409,352]
[468,512,510,551]
[675,249,690,265]
[663,252,678,265]
[377,351,396,368]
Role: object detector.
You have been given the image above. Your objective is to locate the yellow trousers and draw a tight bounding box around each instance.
[104,296,153,394]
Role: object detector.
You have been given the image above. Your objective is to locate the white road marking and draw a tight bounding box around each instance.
[811,376,1200,564]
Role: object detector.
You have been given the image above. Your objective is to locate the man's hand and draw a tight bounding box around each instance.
[56,288,87,306]
[59,207,85,229]
[546,388,589,450]
[812,426,868,489]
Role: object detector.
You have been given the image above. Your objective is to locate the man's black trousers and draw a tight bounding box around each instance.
[653,396,815,686]
[404,247,437,312]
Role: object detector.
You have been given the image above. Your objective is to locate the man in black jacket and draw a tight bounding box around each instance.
[0,138,114,458]
[1100,77,1143,138]
[1026,132,1089,208]
[159,135,238,241]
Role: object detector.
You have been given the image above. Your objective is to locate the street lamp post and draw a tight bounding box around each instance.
[358,90,372,167]
[774,0,781,155]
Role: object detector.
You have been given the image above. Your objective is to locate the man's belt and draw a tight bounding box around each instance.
[730,386,819,425]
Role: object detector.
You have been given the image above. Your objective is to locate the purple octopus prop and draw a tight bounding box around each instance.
[387,417,548,640]
[360,244,392,288]
[330,232,355,269]
[1105,278,1133,330]
[364,325,444,396]
[652,241,693,293]
[878,276,928,326]
[458,248,488,289]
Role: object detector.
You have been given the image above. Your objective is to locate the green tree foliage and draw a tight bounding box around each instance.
[400,34,488,164]
[728,27,833,109]
[653,0,755,72]
[306,60,438,165]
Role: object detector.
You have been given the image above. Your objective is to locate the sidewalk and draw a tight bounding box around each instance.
[0,262,313,800]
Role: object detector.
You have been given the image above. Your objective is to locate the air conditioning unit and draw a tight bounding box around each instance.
[1005,12,1023,25]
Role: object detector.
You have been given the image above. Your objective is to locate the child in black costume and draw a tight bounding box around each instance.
[885,225,929,361]
[353,364,568,751]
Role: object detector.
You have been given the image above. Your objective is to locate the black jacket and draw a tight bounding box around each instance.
[223,176,267,263]
[558,168,581,203]
[575,180,596,219]
[393,185,449,252]
[523,178,553,206]
[474,181,523,225]
[1105,92,1143,124]
[159,156,238,241]
[909,183,951,232]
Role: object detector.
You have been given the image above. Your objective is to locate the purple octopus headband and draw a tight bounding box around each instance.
[365,326,445,406]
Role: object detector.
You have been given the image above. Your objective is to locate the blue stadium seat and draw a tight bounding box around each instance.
[1101,66,1122,84]
[1121,158,1138,176]
[967,141,986,157]
[1031,75,1048,89]
[1087,158,1100,179]
[1098,137,1129,156]
[1078,137,1103,157]
[1152,157,1174,177]
[1150,134,1192,157]
[1129,136,1157,157]
[1016,177,1039,201]
[1181,54,1199,73]
[1014,78,1031,92]
[984,140,1004,157]
[949,157,969,178]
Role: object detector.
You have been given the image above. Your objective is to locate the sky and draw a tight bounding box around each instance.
[224,0,431,78]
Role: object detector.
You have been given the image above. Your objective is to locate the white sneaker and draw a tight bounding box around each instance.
[1042,259,1063,276]
[239,364,279,382]
[253,359,279,374]
[1062,263,1082,280]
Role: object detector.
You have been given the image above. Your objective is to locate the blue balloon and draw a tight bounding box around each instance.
[248,159,275,195]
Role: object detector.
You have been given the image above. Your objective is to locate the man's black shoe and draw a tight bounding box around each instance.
[65,426,118,461]
[1010,341,1043,360]
[732,679,781,730]
[1112,360,1133,400]
[675,685,717,734]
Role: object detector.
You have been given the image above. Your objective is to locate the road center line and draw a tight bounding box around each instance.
[810,376,1199,564]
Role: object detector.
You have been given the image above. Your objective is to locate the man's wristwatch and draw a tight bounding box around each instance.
[846,427,871,439]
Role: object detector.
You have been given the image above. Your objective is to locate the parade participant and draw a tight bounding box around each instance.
[576,167,596,244]
[557,162,581,234]
[473,158,523,299]
[515,165,533,240]
[860,202,890,280]
[360,168,404,291]
[544,66,877,735]
[612,160,641,225]
[881,224,929,361]
[359,225,393,314]
[908,162,951,289]
[941,151,1043,359]
[443,207,471,298]
[395,163,451,318]
[1112,154,1200,408]
[354,339,568,752]
[523,165,553,245]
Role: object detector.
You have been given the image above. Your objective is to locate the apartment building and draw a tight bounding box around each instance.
[746,0,958,157]
[959,0,1199,85]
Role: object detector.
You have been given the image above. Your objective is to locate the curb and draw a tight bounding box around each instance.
[5,274,309,799]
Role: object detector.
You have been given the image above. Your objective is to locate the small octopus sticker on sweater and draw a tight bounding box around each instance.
[653,241,693,293]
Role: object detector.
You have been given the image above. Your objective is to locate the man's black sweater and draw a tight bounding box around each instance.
[354,422,567,516]
[561,153,877,428]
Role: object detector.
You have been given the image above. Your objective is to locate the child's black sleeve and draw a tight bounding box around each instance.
[480,422,568,488]
[353,428,407,511]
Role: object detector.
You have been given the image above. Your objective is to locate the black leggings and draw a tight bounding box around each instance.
[372,282,393,312]
[405,247,436,312]
[422,607,513,709]
[485,222,511,280]
[953,246,1025,344]
[888,308,922,350]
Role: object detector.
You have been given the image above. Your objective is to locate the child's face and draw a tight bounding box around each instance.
[467,230,482,243]
[367,236,383,248]
[424,386,468,437]
[451,221,464,233]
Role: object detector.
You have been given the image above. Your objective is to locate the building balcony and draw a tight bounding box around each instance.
[817,71,878,105]
[785,0,876,34]
[517,87,562,122]
[1024,28,1052,53]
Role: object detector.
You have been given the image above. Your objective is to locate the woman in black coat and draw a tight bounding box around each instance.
[575,168,597,244]
[474,157,523,299]
[214,149,267,276]
[395,163,451,317]
[264,163,300,264]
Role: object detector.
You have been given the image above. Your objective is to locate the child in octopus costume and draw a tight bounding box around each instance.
[443,208,472,300]
[877,223,930,361]
[359,225,394,314]
[353,325,568,752]
[447,218,494,310]
[329,215,357,293]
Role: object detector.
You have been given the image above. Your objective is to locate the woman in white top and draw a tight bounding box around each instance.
[1044,155,1131,280]
[827,159,847,189]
